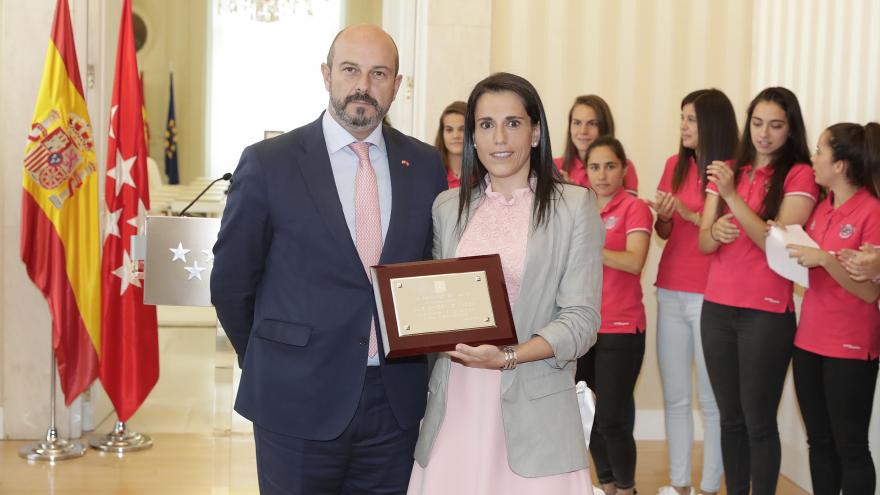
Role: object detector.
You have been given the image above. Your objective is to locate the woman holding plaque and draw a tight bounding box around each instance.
[408,72,603,494]
[575,136,653,495]
[434,101,467,188]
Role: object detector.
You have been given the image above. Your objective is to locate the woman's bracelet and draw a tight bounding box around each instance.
[500,346,518,370]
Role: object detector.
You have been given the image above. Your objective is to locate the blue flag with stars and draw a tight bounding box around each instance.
[164,72,179,184]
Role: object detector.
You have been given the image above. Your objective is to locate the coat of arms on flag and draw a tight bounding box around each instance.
[20,0,101,405]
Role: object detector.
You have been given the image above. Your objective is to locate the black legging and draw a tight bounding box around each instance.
[700,300,795,495]
[576,331,645,490]
[793,347,879,495]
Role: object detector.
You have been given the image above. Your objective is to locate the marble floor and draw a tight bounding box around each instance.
[0,325,809,494]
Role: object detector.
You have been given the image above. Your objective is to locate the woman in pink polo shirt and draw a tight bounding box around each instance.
[651,89,739,495]
[554,95,639,195]
[433,101,467,188]
[698,87,818,495]
[785,122,880,494]
[575,136,652,495]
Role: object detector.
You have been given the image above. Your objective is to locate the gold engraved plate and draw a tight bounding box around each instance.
[390,271,495,336]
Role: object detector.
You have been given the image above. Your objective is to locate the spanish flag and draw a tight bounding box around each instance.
[20,0,100,405]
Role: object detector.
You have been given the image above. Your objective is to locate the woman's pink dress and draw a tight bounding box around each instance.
[408,183,593,494]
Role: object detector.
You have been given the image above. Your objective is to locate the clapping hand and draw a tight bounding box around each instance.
[711,213,740,244]
[707,160,735,200]
[839,244,880,282]
[647,191,676,222]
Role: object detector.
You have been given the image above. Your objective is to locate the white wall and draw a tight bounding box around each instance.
[206,0,341,179]
[489,0,755,418]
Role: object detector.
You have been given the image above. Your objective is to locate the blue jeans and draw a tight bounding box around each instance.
[657,288,722,492]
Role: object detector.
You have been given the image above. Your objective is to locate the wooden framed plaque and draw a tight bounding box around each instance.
[370,254,517,358]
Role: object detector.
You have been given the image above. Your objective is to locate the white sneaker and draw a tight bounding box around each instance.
[657,487,695,495]
[592,487,606,495]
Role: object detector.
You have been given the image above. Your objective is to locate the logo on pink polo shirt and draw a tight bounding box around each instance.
[809,220,816,231]
[605,215,618,230]
[839,224,854,239]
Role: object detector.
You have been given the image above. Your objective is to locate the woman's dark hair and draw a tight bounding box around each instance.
[585,135,628,173]
[672,89,739,194]
[457,72,561,229]
[560,95,616,175]
[731,87,811,220]
[826,122,880,197]
[433,101,467,172]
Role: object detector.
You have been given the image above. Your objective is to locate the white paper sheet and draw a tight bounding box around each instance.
[766,225,819,288]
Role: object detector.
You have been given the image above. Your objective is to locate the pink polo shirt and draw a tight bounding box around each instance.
[446,169,460,189]
[795,188,880,360]
[704,163,819,313]
[599,188,653,333]
[553,156,639,195]
[655,154,712,294]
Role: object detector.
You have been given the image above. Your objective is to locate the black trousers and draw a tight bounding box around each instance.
[793,347,878,495]
[253,368,418,495]
[700,300,795,495]
[576,331,645,489]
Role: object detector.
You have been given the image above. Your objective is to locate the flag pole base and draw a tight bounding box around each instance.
[18,427,87,462]
[89,420,152,454]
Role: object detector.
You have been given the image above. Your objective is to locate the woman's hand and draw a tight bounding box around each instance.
[787,244,831,268]
[707,160,736,200]
[447,344,506,369]
[711,213,740,244]
[648,191,676,222]
[766,219,783,238]
[839,244,880,282]
[674,200,701,226]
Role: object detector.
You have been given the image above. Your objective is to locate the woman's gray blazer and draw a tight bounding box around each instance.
[414,183,604,478]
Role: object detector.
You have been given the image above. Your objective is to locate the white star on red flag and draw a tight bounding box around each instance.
[99,0,159,424]
[107,149,137,197]
[111,249,141,294]
[103,207,123,242]
[126,198,147,232]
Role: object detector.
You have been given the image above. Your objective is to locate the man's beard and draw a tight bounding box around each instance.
[330,91,387,130]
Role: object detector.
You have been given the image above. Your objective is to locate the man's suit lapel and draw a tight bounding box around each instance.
[380,127,411,264]
[298,117,365,278]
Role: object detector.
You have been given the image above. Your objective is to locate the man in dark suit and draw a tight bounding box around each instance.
[210,23,447,494]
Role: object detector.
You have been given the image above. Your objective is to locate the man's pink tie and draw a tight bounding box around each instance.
[349,141,381,358]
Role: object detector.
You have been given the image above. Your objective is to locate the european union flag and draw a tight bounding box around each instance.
[164,72,179,184]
